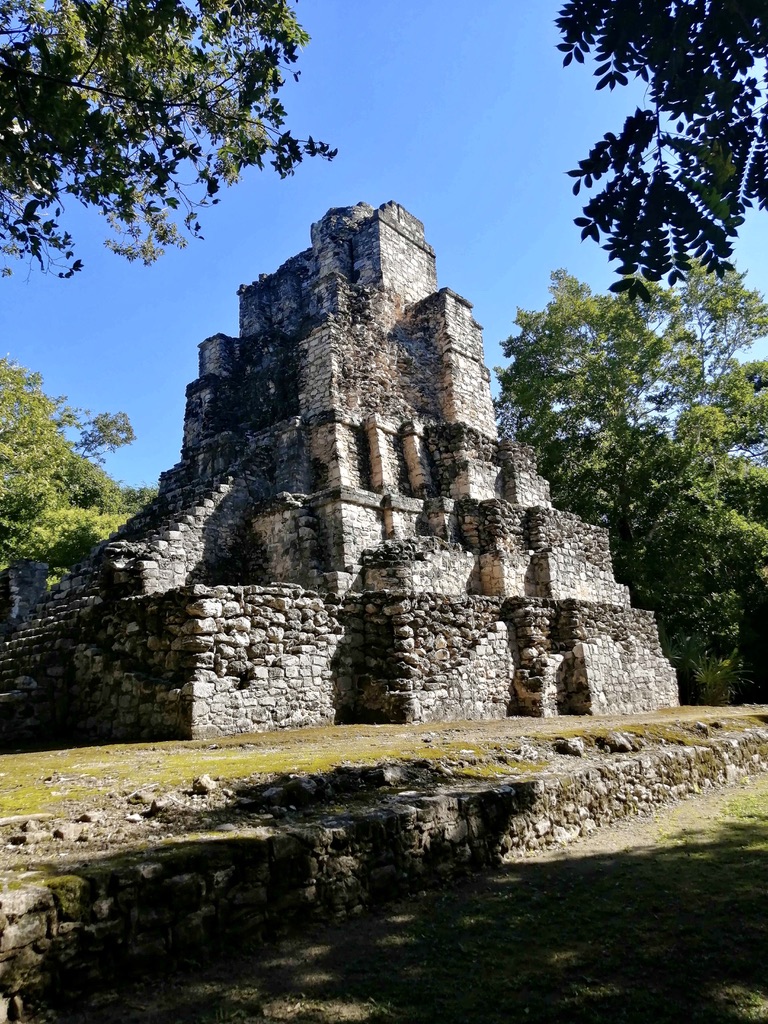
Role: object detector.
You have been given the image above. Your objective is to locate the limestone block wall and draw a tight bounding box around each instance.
[0,584,106,743]
[403,598,515,723]
[95,478,254,596]
[453,501,629,606]
[553,601,679,715]
[0,582,675,747]
[67,593,191,740]
[364,416,410,495]
[339,592,515,724]
[308,419,372,492]
[0,588,206,744]
[249,497,322,589]
[360,538,477,596]
[311,490,386,576]
[457,500,528,597]
[526,508,628,604]
[181,332,302,461]
[0,584,346,744]
[0,562,48,630]
[330,290,444,428]
[365,201,438,306]
[499,598,679,719]
[503,599,562,717]
[181,586,344,738]
[434,290,497,436]
[498,440,551,507]
[425,423,502,501]
[238,249,314,339]
[379,493,423,544]
[304,201,439,310]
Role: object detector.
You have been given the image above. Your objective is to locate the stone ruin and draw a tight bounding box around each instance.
[0,202,679,743]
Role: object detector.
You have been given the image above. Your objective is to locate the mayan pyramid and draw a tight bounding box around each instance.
[0,202,678,742]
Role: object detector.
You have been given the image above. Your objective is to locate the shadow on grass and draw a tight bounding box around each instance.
[50,801,768,1024]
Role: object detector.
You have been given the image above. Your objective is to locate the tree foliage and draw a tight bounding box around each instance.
[557,1,768,294]
[496,265,768,692]
[0,0,334,276]
[74,410,134,462]
[0,357,153,575]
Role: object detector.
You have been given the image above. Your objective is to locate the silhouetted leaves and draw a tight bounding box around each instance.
[557,1,768,286]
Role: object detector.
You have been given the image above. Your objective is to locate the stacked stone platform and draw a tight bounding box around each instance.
[0,202,677,744]
[2,722,767,1016]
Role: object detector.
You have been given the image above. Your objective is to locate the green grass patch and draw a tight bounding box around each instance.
[2,707,765,820]
[43,874,91,921]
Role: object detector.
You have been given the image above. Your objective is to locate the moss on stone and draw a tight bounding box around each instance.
[0,709,764,821]
[43,874,91,921]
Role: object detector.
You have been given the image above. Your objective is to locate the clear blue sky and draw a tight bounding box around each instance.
[2,1,767,487]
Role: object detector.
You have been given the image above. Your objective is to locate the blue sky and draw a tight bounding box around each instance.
[2,1,768,487]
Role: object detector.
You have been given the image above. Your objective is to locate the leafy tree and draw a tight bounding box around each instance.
[496,265,768,694]
[23,504,127,575]
[557,1,768,294]
[0,0,334,276]
[0,357,153,575]
[74,410,134,462]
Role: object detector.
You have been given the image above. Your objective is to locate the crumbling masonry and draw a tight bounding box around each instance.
[0,203,678,743]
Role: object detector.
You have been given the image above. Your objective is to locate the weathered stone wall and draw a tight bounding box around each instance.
[553,601,679,716]
[498,440,551,507]
[0,562,47,631]
[360,538,477,596]
[0,588,196,744]
[339,592,514,724]
[368,201,438,305]
[500,599,679,719]
[394,596,515,723]
[457,499,529,597]
[182,586,344,738]
[0,585,346,743]
[0,585,678,748]
[425,423,501,502]
[3,727,767,1017]
[409,289,497,438]
[312,490,387,578]
[526,508,629,604]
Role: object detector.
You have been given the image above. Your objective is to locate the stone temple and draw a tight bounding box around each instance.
[0,202,678,743]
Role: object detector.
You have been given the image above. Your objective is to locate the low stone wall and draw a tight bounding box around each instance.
[3,726,767,1018]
